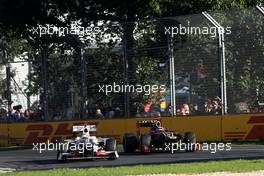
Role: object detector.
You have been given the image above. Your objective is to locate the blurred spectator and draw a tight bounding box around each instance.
[151,111,161,117]
[0,108,7,121]
[144,102,153,113]
[253,105,262,113]
[19,112,25,121]
[159,98,166,113]
[191,103,201,115]
[113,107,122,118]
[53,113,62,120]
[105,107,115,118]
[178,104,190,115]
[11,110,20,121]
[183,104,190,115]
[211,96,222,114]
[95,108,104,119]
[205,99,212,113]
[234,102,250,113]
[24,109,32,121]
[211,100,220,114]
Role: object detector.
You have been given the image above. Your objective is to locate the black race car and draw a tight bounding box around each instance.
[123,119,196,154]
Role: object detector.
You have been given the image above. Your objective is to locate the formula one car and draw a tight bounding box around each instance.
[123,119,196,154]
[56,125,119,162]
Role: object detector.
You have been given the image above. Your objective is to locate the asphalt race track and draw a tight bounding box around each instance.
[0,144,263,172]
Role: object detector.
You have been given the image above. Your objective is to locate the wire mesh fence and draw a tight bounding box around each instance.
[210,7,264,114]
[0,6,264,121]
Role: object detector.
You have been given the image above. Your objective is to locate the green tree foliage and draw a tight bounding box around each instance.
[0,0,263,116]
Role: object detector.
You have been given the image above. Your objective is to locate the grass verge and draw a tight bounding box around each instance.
[2,159,264,176]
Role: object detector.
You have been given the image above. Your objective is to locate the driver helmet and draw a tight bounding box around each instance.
[82,127,90,137]
[155,126,165,132]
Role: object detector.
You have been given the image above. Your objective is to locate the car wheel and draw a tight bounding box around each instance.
[57,151,67,163]
[184,132,196,152]
[106,138,117,151]
[107,155,118,160]
[123,133,137,153]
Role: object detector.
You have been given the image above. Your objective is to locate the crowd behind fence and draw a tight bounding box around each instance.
[0,6,264,122]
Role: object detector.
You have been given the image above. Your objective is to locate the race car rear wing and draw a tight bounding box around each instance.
[137,120,161,127]
[72,125,97,132]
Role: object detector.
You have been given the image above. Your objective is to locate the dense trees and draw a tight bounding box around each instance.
[0,0,263,117]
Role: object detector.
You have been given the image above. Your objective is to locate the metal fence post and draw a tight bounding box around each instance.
[41,46,49,120]
[256,5,264,15]
[4,51,12,117]
[167,35,176,116]
[80,47,87,119]
[122,35,130,118]
[220,29,227,115]
[27,59,32,110]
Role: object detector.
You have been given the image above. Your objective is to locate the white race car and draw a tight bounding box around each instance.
[56,125,119,162]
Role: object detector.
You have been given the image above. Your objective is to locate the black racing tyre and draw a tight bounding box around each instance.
[153,132,166,146]
[56,137,63,144]
[107,157,117,160]
[123,133,137,153]
[107,153,118,160]
[184,132,196,152]
[57,151,67,163]
[106,138,117,151]
[140,134,151,146]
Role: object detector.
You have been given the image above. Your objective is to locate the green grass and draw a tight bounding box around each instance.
[2,159,264,176]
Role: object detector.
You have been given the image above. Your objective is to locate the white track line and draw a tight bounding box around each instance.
[0,167,16,173]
